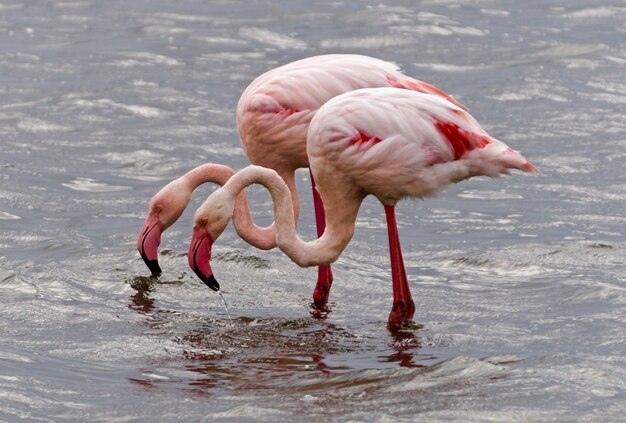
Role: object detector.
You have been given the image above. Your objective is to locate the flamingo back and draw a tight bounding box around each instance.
[307,88,534,204]
[236,54,464,172]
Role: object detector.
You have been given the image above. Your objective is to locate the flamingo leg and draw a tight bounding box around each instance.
[310,170,334,307]
[384,205,415,329]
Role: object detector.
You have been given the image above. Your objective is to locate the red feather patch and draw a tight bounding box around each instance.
[276,104,299,118]
[434,120,490,160]
[350,131,382,146]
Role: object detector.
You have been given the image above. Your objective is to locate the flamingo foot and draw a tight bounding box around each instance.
[387,299,416,331]
[312,264,333,308]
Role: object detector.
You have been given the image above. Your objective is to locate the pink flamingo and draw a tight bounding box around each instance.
[188,88,538,329]
[138,54,465,307]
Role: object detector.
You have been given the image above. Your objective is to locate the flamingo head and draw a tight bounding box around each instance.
[137,178,193,275]
[137,210,164,275]
[188,225,219,291]
[188,187,235,292]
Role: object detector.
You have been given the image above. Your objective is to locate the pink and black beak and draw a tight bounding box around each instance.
[137,211,163,276]
[188,226,220,291]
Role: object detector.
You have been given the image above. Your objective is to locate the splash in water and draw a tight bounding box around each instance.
[217,290,233,324]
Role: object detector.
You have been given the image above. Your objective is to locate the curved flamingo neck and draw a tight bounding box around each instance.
[184,163,276,250]
[221,166,360,267]
[183,163,234,189]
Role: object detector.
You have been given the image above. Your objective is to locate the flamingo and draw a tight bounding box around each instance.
[137,54,466,307]
[187,88,538,329]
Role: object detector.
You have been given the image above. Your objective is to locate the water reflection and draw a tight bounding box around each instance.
[308,302,331,321]
[386,328,425,369]
[128,275,157,315]
[125,315,355,393]
[125,284,428,394]
[123,279,519,411]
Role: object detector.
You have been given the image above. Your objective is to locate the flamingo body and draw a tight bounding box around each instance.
[308,89,528,205]
[139,54,464,307]
[237,54,463,173]
[189,89,537,329]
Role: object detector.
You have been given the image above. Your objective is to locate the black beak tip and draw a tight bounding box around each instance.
[197,272,220,292]
[141,254,162,276]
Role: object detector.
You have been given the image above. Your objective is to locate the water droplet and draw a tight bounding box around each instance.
[217,291,233,325]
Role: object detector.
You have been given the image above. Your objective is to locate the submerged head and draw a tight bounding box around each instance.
[187,187,236,292]
[137,178,193,275]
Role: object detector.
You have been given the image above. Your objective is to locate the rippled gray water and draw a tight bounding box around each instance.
[1,1,625,421]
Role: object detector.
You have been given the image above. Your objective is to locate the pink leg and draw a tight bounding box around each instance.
[384,205,415,329]
[310,170,334,307]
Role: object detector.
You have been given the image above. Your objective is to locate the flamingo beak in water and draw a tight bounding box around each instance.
[188,226,220,291]
[137,211,163,275]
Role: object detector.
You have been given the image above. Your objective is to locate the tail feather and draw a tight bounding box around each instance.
[434,120,491,160]
[520,161,540,173]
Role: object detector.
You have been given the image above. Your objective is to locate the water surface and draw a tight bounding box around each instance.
[1,1,625,421]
